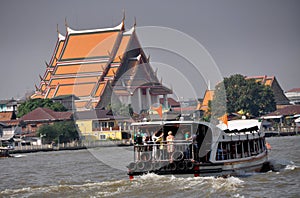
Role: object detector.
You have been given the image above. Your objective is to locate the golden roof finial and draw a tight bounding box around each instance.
[65,17,68,27]
[45,61,49,68]
[35,84,39,91]
[56,24,59,34]
[134,16,137,28]
[122,9,125,30]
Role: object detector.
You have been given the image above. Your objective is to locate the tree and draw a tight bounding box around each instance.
[17,98,67,117]
[210,74,276,119]
[108,103,133,117]
[37,121,79,144]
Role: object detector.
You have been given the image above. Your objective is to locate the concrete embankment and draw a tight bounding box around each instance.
[10,141,129,154]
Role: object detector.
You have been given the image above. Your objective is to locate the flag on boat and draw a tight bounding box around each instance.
[152,104,163,118]
[218,113,228,127]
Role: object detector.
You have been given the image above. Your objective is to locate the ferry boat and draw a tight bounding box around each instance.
[127,118,269,179]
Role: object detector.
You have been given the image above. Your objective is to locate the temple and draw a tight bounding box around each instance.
[32,18,172,113]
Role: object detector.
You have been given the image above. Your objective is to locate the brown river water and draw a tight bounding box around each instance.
[0,136,299,198]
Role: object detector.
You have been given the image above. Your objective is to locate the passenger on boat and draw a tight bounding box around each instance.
[144,136,152,151]
[152,131,164,160]
[134,132,144,160]
[185,131,191,141]
[167,131,175,161]
[185,134,199,162]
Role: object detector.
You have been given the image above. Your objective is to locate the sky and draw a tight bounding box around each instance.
[0,0,299,100]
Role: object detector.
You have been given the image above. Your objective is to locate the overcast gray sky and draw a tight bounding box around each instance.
[0,0,299,100]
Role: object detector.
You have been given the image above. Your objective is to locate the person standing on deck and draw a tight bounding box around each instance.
[166,131,175,161]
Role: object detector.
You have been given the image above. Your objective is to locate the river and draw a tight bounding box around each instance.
[0,136,299,198]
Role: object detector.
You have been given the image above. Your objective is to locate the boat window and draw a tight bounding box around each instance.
[243,141,249,157]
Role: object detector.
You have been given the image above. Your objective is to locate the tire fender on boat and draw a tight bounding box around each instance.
[128,162,137,171]
[172,151,184,161]
[141,152,151,162]
[186,161,194,170]
[137,161,145,170]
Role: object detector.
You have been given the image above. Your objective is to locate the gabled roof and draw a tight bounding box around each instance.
[75,109,115,120]
[286,88,300,93]
[59,27,121,61]
[263,105,300,117]
[159,98,180,107]
[20,107,72,122]
[32,18,169,112]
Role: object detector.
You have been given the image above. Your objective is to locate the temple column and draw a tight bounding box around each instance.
[147,88,151,108]
[163,94,168,108]
[138,88,142,111]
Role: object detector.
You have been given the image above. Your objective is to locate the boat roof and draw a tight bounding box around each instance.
[217,119,262,131]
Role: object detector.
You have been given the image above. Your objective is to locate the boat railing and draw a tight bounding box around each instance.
[133,140,194,162]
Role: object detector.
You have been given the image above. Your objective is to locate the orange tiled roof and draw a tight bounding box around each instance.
[246,75,275,86]
[0,112,14,121]
[198,90,214,111]
[106,67,118,77]
[74,101,89,109]
[46,88,56,98]
[49,76,98,86]
[94,82,107,97]
[55,63,106,75]
[51,40,65,66]
[55,83,95,97]
[113,35,131,62]
[60,31,119,60]
[44,71,52,81]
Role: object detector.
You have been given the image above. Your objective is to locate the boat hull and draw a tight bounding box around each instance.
[128,151,268,177]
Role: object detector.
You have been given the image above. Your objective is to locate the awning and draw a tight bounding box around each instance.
[0,133,14,141]
[262,115,283,119]
[295,117,300,123]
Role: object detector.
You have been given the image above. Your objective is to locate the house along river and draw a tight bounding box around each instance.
[0,136,299,197]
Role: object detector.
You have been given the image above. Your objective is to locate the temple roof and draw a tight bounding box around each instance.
[32,19,170,111]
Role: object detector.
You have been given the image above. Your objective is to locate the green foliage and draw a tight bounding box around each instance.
[108,103,133,117]
[211,74,276,118]
[210,82,227,123]
[37,121,79,144]
[17,98,67,117]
